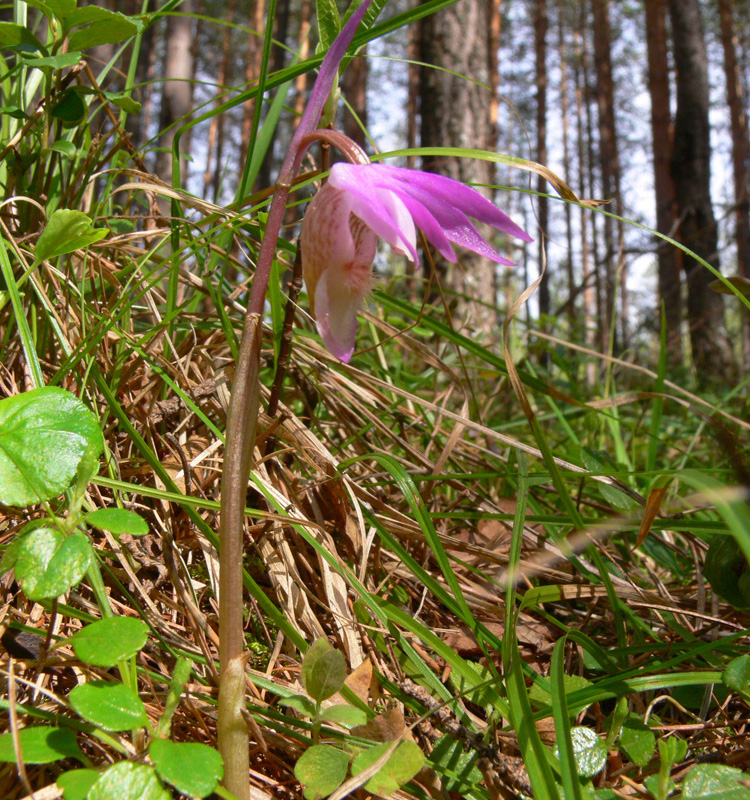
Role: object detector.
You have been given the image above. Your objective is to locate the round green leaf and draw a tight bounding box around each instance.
[69,681,147,731]
[149,739,223,798]
[301,638,347,702]
[71,617,148,667]
[86,508,149,536]
[682,764,750,799]
[294,744,349,800]
[568,726,607,778]
[88,762,170,800]
[0,387,103,506]
[57,769,100,800]
[319,704,369,728]
[15,529,92,600]
[723,655,750,693]
[351,740,425,797]
[35,210,109,263]
[619,714,656,768]
[0,726,82,764]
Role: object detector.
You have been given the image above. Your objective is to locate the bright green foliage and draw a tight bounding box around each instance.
[295,745,350,800]
[70,617,148,667]
[350,740,425,797]
[0,726,82,764]
[723,655,750,696]
[69,681,148,731]
[318,704,368,728]
[0,387,102,506]
[618,714,656,768]
[87,762,170,800]
[682,764,750,799]
[34,209,109,264]
[566,727,607,779]
[149,739,224,799]
[57,769,100,800]
[301,637,348,702]
[14,528,92,600]
[86,508,149,536]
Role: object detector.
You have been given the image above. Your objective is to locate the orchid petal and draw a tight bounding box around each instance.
[314,266,360,362]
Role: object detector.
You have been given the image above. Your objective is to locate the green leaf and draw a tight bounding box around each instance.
[682,764,750,799]
[723,655,750,693]
[427,735,483,794]
[319,704,369,728]
[67,14,138,51]
[88,762,170,800]
[351,740,425,797]
[281,695,317,716]
[567,727,607,779]
[316,0,341,51]
[21,51,81,68]
[35,209,109,263]
[301,639,347,702]
[15,529,92,600]
[0,387,103,506]
[70,617,148,667]
[530,673,593,716]
[149,739,223,799]
[618,714,656,768]
[41,0,76,23]
[50,88,86,125]
[294,744,349,800]
[0,726,82,764]
[47,140,78,157]
[57,769,100,800]
[0,22,44,50]
[100,90,141,114]
[86,508,149,536]
[69,681,147,731]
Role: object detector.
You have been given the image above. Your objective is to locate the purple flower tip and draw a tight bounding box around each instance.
[301,163,531,360]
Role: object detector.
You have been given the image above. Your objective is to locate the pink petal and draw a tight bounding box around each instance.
[313,266,361,362]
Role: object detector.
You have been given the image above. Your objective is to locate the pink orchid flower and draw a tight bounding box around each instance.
[300,162,533,361]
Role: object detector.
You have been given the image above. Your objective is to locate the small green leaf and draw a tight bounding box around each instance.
[351,740,425,797]
[0,387,103,506]
[568,727,607,778]
[35,209,109,263]
[619,713,656,768]
[47,140,78,157]
[0,22,44,50]
[50,88,86,125]
[319,704,369,728]
[682,764,750,799]
[68,15,138,51]
[0,726,82,764]
[100,90,141,114]
[15,529,92,600]
[301,639,347,702]
[57,769,100,800]
[88,762,170,800]
[644,772,675,799]
[530,673,592,716]
[86,508,149,536]
[150,739,223,798]
[295,744,349,800]
[281,695,317,716]
[723,655,750,693]
[21,51,81,68]
[70,617,148,666]
[69,681,147,731]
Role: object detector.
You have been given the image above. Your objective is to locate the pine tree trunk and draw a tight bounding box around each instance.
[535,0,550,325]
[645,0,682,365]
[558,2,575,328]
[669,0,736,386]
[718,0,750,366]
[418,0,498,340]
[342,48,368,151]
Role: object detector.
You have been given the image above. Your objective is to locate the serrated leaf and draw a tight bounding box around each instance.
[86,508,149,536]
[0,726,82,764]
[301,639,347,702]
[568,727,607,778]
[68,15,137,51]
[723,655,750,693]
[58,769,100,800]
[294,744,349,800]
[69,681,147,731]
[35,209,108,263]
[15,529,92,600]
[88,762,170,800]
[0,387,102,506]
[351,740,425,797]
[319,704,368,728]
[619,714,656,768]
[150,739,223,798]
[682,764,750,799]
[71,617,148,666]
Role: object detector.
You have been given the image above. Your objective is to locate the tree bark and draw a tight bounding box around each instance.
[718,0,750,365]
[155,0,194,190]
[645,0,682,365]
[418,0,499,340]
[535,0,550,325]
[341,47,368,151]
[669,0,736,385]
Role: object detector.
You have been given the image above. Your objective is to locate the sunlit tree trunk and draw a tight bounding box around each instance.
[669,0,736,385]
[342,47,368,151]
[535,0,550,327]
[418,0,498,340]
[645,0,682,366]
[718,0,750,366]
